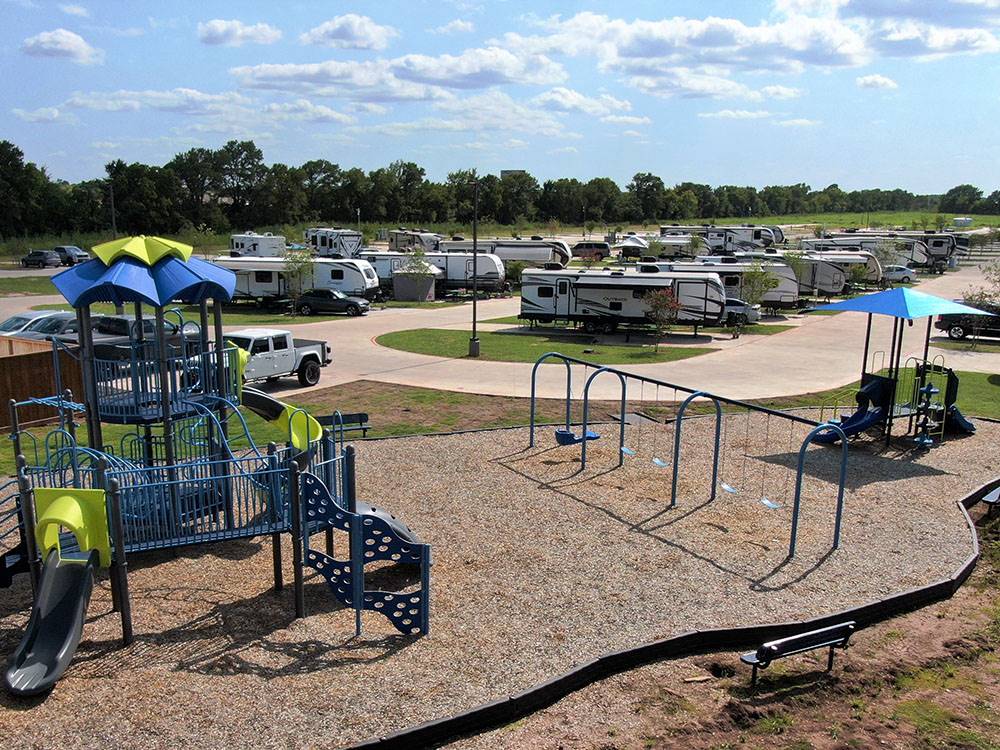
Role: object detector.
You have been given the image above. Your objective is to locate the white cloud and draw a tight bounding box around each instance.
[197,19,282,46]
[760,84,804,99]
[504,138,528,148]
[549,146,579,154]
[777,117,821,126]
[300,14,398,50]
[22,28,103,64]
[431,19,474,35]
[58,3,88,17]
[262,99,354,124]
[601,114,651,125]
[391,47,565,88]
[65,87,248,114]
[873,20,1000,58]
[231,59,452,102]
[531,87,629,116]
[698,109,773,119]
[12,106,72,123]
[620,130,643,138]
[856,72,898,88]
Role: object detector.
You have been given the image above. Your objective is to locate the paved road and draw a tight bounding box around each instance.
[0,266,64,278]
[2,266,997,401]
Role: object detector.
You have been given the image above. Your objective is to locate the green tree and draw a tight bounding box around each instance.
[498,171,540,225]
[644,288,682,350]
[216,140,266,228]
[166,148,221,229]
[282,249,314,312]
[741,261,779,308]
[939,184,983,213]
[299,159,342,220]
[627,172,665,223]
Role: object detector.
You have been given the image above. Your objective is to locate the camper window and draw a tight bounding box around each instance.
[273,335,289,351]
[557,281,569,294]
[364,268,376,280]
[331,269,344,280]
[537,286,554,298]
[609,301,622,311]
[254,271,272,283]
[724,276,739,287]
[251,339,269,355]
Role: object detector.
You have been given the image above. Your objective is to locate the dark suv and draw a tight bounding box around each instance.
[20,250,61,268]
[935,302,1000,340]
[52,246,90,265]
[296,289,370,317]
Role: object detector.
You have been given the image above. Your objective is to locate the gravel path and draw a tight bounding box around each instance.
[0,420,989,749]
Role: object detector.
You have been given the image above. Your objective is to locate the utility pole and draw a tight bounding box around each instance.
[356,207,361,233]
[468,178,480,358]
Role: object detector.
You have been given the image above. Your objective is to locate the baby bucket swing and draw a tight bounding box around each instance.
[555,363,600,446]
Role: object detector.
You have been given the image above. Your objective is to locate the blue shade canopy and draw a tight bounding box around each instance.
[52,256,235,308]
[815,288,993,320]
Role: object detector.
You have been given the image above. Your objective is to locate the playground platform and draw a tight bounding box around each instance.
[0,421,991,748]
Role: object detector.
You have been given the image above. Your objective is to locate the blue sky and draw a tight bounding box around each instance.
[3,0,999,193]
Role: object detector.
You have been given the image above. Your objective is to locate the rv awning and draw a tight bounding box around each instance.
[814,287,991,320]
[52,255,236,308]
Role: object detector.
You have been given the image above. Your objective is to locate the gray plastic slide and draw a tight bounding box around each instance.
[3,549,97,696]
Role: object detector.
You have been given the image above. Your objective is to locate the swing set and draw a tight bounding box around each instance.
[528,352,851,559]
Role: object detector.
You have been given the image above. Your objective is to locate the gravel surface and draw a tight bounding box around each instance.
[0,417,990,749]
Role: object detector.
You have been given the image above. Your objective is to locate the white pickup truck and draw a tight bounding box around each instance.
[225,328,332,386]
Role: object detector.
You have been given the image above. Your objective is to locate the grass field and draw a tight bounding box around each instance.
[376,328,714,364]
[931,338,1000,354]
[0,276,59,296]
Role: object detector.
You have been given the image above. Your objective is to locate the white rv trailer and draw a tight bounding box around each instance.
[439,238,572,267]
[697,252,846,296]
[807,236,930,268]
[651,259,800,309]
[648,235,711,258]
[388,229,444,253]
[659,224,780,249]
[215,256,380,301]
[229,232,286,257]
[799,250,882,284]
[520,267,725,332]
[304,227,364,257]
[358,250,506,293]
[832,230,959,267]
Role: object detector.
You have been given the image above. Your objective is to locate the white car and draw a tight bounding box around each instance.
[0,310,60,336]
[883,265,916,284]
[724,297,761,326]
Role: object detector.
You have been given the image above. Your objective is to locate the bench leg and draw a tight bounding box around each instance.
[750,663,758,689]
[827,645,836,673]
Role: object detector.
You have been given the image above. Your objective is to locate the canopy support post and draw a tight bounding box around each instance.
[77,305,103,451]
[860,313,872,380]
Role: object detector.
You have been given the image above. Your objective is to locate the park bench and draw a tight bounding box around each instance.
[740,621,856,688]
[317,412,371,438]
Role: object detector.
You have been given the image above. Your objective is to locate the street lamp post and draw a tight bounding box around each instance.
[469,178,480,358]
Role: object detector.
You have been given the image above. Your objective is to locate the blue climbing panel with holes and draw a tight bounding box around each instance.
[299,471,431,635]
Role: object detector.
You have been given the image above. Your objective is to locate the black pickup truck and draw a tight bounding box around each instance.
[935,302,1000,340]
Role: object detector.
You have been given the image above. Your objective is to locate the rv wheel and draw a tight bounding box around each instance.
[583,321,598,334]
[298,360,322,386]
[603,321,618,334]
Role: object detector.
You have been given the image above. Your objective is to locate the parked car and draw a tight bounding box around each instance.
[296,289,370,317]
[882,265,916,284]
[0,310,60,336]
[91,314,179,341]
[52,246,90,266]
[935,302,1000,340]
[20,250,61,268]
[224,328,332,386]
[16,311,86,340]
[723,297,761,326]
[572,241,612,260]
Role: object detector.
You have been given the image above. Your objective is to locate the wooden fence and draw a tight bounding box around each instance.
[0,346,83,428]
[0,336,53,357]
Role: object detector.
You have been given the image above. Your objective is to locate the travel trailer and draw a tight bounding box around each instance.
[358,251,506,294]
[799,250,883,284]
[388,229,444,253]
[304,228,364,257]
[652,259,800,309]
[229,232,286,257]
[831,230,961,269]
[439,238,572,267]
[698,252,845,297]
[660,224,781,250]
[649,235,711,258]
[519,267,726,332]
[215,256,380,302]
[812,235,931,268]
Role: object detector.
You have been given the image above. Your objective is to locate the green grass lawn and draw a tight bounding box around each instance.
[376,328,715,364]
[0,276,59,296]
[931,339,1000,354]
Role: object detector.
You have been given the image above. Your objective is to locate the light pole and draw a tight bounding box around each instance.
[356,207,361,233]
[469,178,480,358]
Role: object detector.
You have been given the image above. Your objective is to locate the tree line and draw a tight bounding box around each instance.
[1,138,998,240]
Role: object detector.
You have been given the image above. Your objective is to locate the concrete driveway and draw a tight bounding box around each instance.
[2,266,997,402]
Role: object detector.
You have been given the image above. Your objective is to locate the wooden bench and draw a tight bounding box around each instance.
[317,412,370,438]
[741,621,855,688]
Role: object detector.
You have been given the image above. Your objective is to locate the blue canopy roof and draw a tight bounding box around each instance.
[815,287,992,320]
[52,255,235,308]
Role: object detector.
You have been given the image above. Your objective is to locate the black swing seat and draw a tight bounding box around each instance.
[741,621,855,687]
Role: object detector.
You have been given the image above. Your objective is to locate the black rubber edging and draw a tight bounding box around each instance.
[347,476,998,750]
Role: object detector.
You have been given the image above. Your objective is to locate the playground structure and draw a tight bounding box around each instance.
[813,288,983,447]
[528,353,850,560]
[0,236,430,697]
